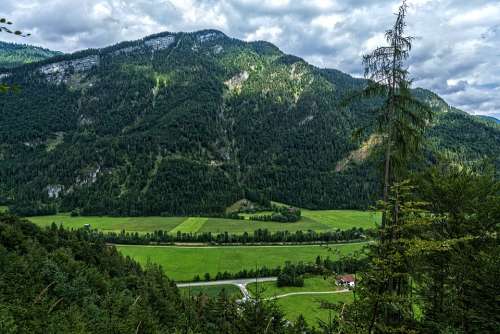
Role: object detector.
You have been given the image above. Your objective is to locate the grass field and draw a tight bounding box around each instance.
[179,285,242,299]
[116,243,365,281]
[28,209,379,235]
[27,213,185,233]
[248,276,340,299]
[170,217,208,234]
[276,292,354,324]
[302,209,380,230]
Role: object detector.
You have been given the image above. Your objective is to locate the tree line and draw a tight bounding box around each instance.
[82,227,367,245]
[193,256,368,283]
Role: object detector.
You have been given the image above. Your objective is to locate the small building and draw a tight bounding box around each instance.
[337,274,356,287]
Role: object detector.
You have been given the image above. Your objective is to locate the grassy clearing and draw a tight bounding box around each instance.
[0,206,7,213]
[179,285,242,299]
[116,243,365,281]
[248,276,339,299]
[27,209,379,235]
[276,292,354,325]
[170,217,207,234]
[301,209,380,230]
[27,214,185,233]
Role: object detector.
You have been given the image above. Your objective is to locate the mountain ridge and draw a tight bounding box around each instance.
[0,41,61,69]
[1,29,499,216]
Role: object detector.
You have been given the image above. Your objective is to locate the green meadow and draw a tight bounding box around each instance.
[116,243,365,281]
[27,209,379,235]
[248,276,340,299]
[27,214,185,233]
[276,292,354,324]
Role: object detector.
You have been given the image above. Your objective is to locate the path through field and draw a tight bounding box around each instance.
[177,277,349,302]
[177,277,278,300]
[265,289,349,300]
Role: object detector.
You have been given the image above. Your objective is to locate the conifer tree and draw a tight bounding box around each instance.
[360,0,432,225]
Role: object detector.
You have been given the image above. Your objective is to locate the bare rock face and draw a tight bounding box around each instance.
[212,45,223,54]
[225,71,249,92]
[76,166,101,186]
[0,73,11,81]
[198,31,224,43]
[39,55,99,84]
[47,184,63,198]
[144,35,175,51]
[111,45,142,55]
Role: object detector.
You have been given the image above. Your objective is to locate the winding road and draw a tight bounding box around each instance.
[177,277,277,300]
[177,277,349,301]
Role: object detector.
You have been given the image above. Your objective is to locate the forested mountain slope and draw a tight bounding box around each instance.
[0,41,61,69]
[1,30,499,215]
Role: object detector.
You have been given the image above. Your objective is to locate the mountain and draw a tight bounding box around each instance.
[0,41,61,69]
[478,115,500,124]
[1,29,499,216]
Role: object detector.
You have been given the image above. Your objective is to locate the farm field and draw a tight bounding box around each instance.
[27,209,379,235]
[179,285,242,299]
[117,243,366,281]
[27,213,185,233]
[248,276,340,299]
[276,292,354,324]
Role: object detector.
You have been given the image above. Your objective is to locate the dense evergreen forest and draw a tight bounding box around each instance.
[0,41,60,69]
[0,214,314,333]
[1,30,500,216]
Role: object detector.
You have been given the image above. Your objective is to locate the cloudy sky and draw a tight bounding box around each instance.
[1,0,499,118]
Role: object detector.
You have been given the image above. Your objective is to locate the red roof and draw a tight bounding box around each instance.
[337,274,355,283]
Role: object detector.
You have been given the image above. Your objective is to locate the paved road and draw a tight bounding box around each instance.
[177,278,350,302]
[177,277,277,301]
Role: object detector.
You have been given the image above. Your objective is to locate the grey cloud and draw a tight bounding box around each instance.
[1,0,499,118]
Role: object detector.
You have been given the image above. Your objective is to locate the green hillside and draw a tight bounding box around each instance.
[1,30,499,216]
[0,41,61,68]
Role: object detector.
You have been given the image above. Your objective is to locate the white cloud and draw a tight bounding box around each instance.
[1,0,499,117]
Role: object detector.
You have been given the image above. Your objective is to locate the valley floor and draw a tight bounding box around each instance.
[27,209,380,234]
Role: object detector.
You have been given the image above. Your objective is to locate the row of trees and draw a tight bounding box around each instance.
[193,257,369,282]
[85,227,367,245]
[249,206,302,223]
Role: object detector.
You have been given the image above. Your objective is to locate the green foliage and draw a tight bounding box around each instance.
[337,168,500,333]
[0,214,320,333]
[0,41,60,69]
[277,263,305,287]
[0,18,30,36]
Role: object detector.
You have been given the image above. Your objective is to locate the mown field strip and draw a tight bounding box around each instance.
[116,242,366,281]
[169,217,207,234]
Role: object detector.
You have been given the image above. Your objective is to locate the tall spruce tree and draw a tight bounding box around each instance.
[332,2,434,333]
[360,0,431,225]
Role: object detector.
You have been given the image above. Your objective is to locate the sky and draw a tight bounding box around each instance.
[1,0,499,118]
